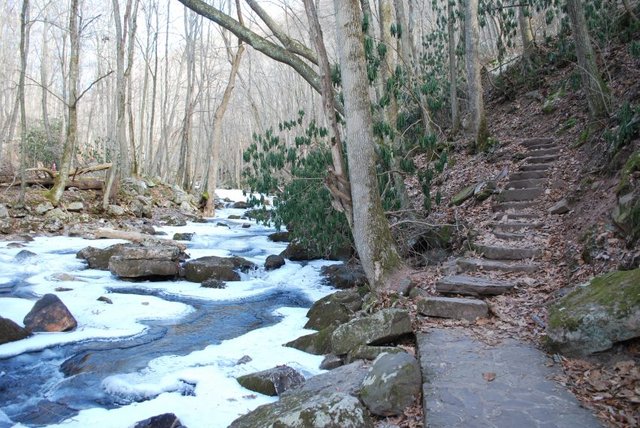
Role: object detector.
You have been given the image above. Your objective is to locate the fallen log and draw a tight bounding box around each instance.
[93,228,187,251]
[0,178,104,190]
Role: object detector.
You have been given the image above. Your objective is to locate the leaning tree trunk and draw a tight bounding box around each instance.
[448,0,460,132]
[518,5,536,68]
[464,0,489,152]
[333,0,404,292]
[49,0,80,206]
[303,0,353,225]
[566,0,609,120]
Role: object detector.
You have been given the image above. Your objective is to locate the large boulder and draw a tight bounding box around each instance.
[546,269,640,356]
[280,242,320,261]
[0,316,30,344]
[229,391,373,428]
[264,254,285,271]
[236,365,305,396]
[133,413,185,428]
[304,289,362,330]
[183,256,256,282]
[108,245,181,279]
[285,324,337,355]
[23,294,77,332]
[359,352,421,416]
[77,243,133,270]
[331,309,413,356]
[320,264,368,289]
[281,360,369,398]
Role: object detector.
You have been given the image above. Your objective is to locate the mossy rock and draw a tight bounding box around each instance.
[449,185,476,207]
[236,365,305,397]
[546,269,640,356]
[284,324,337,355]
[304,290,362,330]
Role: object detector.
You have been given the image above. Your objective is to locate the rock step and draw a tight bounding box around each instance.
[492,231,526,241]
[528,147,561,157]
[497,188,543,202]
[436,274,516,296]
[506,178,546,189]
[520,163,553,172]
[493,222,542,232]
[457,257,539,273]
[521,137,554,147]
[526,155,559,164]
[475,244,541,260]
[525,141,558,150]
[417,297,488,322]
[492,201,537,212]
[506,212,538,220]
[510,170,547,180]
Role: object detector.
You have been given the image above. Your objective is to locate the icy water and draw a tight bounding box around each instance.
[0,195,335,428]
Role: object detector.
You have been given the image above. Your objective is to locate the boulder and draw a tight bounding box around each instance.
[172,232,194,241]
[281,360,369,398]
[285,324,337,355]
[236,365,305,396]
[547,269,640,356]
[66,202,84,212]
[348,345,403,362]
[130,199,153,218]
[14,250,37,262]
[304,289,362,330]
[108,245,181,279]
[268,231,289,242]
[0,316,30,344]
[77,243,133,270]
[0,218,12,234]
[159,213,187,226]
[23,294,77,332]
[0,204,8,218]
[183,256,256,282]
[228,215,242,220]
[474,181,496,202]
[331,309,413,356]
[280,242,320,261]
[229,391,373,428]
[549,198,571,215]
[35,201,54,215]
[359,352,421,416]
[122,178,148,196]
[201,278,226,289]
[231,201,248,209]
[133,413,185,428]
[107,205,126,216]
[319,354,343,370]
[320,264,367,289]
[264,254,285,271]
[449,184,475,206]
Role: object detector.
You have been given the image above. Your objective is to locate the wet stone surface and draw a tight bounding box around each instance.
[417,329,602,428]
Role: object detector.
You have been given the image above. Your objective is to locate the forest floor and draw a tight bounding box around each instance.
[390,43,640,428]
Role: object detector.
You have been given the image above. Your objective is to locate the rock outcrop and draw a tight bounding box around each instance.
[109,245,181,279]
[546,269,640,356]
[183,256,256,282]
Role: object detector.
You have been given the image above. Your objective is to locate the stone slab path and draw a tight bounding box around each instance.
[417,329,602,428]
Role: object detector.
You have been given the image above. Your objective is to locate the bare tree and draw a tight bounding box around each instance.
[18,0,31,205]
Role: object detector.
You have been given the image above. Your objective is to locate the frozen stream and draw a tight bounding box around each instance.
[0,193,336,428]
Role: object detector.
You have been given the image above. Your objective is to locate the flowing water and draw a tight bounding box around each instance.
[0,205,334,428]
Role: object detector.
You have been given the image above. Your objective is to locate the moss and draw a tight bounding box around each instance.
[548,269,640,332]
[617,150,640,195]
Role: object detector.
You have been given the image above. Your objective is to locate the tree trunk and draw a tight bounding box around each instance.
[113,0,131,177]
[464,0,488,151]
[518,5,535,67]
[333,0,404,292]
[18,0,30,206]
[303,0,353,225]
[49,0,80,206]
[566,0,609,119]
[125,0,140,175]
[203,3,245,217]
[41,22,52,144]
[448,0,460,132]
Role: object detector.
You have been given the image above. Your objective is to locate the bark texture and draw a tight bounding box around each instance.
[333,0,403,291]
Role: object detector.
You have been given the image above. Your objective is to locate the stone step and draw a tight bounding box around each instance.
[520,163,553,172]
[521,137,554,147]
[506,212,538,220]
[497,188,543,202]
[457,257,539,273]
[493,222,542,232]
[510,170,547,180]
[436,274,516,296]
[526,155,559,164]
[417,296,488,322]
[492,231,527,240]
[528,147,561,157]
[506,178,546,189]
[526,142,558,151]
[475,243,541,260]
[492,201,537,212]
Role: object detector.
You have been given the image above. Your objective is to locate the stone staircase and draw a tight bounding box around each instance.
[418,137,558,322]
[416,138,604,427]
